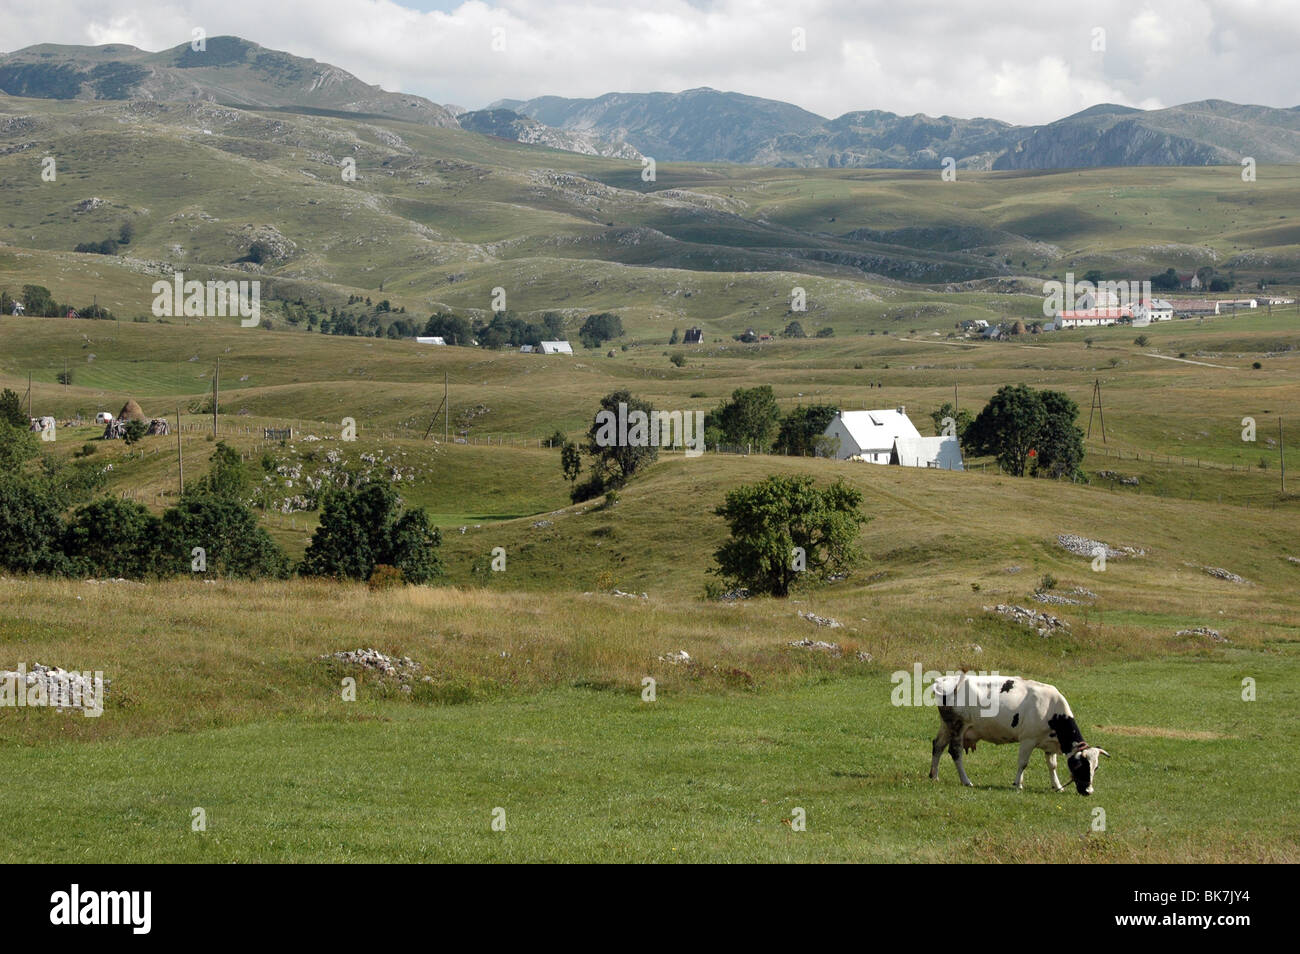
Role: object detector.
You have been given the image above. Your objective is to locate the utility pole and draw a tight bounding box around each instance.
[445,371,448,444]
[26,372,31,417]
[1087,378,1106,443]
[177,407,184,495]
[212,357,219,438]
[1281,418,1286,495]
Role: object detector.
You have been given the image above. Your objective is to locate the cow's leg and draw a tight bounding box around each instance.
[948,733,973,787]
[938,707,972,786]
[929,727,948,780]
[1013,740,1036,790]
[1045,751,1064,792]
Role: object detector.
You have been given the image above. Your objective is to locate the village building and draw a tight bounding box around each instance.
[414,336,446,345]
[538,341,573,355]
[683,328,704,344]
[822,408,921,463]
[890,435,964,470]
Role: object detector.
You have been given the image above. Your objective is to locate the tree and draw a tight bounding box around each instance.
[774,404,838,456]
[560,441,582,484]
[578,312,623,349]
[0,474,66,574]
[669,353,686,367]
[815,327,835,338]
[63,497,162,578]
[709,385,781,450]
[928,401,974,452]
[712,475,867,597]
[121,420,148,445]
[191,442,249,502]
[669,327,680,345]
[1033,390,1085,479]
[1150,268,1179,291]
[0,388,26,427]
[21,284,59,317]
[158,495,289,578]
[300,482,442,584]
[966,384,1047,477]
[580,390,658,493]
[783,320,806,338]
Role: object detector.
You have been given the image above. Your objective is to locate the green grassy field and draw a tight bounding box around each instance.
[2,90,1299,863]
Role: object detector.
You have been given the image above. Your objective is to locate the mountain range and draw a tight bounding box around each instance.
[2,36,1299,169]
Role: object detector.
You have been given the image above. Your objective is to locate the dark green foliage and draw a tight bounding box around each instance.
[0,475,67,574]
[159,495,290,579]
[968,384,1084,478]
[63,497,162,578]
[0,388,26,427]
[190,441,249,501]
[775,404,838,456]
[783,320,805,338]
[121,420,148,445]
[967,384,1046,477]
[423,312,473,345]
[0,64,85,99]
[300,483,442,584]
[708,385,781,450]
[578,312,623,349]
[1033,390,1086,479]
[581,390,658,492]
[712,475,867,597]
[0,421,40,470]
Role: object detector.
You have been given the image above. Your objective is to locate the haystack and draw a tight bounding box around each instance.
[118,399,147,422]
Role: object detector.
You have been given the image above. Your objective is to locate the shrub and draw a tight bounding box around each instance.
[63,497,162,578]
[669,353,686,367]
[122,420,149,445]
[300,482,442,584]
[158,495,290,578]
[0,475,67,574]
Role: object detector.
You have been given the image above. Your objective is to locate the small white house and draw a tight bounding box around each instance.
[415,336,446,345]
[1132,299,1173,324]
[95,411,114,424]
[519,344,534,353]
[539,340,573,355]
[891,435,964,470]
[823,408,921,463]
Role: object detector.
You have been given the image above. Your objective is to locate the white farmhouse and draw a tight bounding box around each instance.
[823,408,921,463]
[539,340,574,355]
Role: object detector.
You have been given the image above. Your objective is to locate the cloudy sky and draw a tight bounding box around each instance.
[2,0,1298,124]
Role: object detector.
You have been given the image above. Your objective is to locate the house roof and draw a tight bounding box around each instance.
[831,409,921,452]
[415,336,446,345]
[539,340,573,354]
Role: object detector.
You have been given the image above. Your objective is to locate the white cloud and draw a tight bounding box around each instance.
[1,0,1297,123]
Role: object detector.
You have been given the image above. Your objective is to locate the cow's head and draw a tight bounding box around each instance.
[1066,742,1110,795]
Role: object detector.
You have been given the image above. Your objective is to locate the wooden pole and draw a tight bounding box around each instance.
[445,371,448,444]
[212,357,219,438]
[177,407,184,495]
[1280,418,1286,495]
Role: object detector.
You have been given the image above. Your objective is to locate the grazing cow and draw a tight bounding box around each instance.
[928,673,1109,794]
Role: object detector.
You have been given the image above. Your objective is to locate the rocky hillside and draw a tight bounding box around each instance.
[456,108,641,160]
[0,36,459,128]
[501,89,1300,169]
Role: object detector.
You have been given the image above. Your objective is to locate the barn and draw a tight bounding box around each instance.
[538,341,573,355]
[822,408,921,463]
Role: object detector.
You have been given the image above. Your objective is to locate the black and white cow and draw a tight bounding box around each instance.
[928,673,1109,794]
